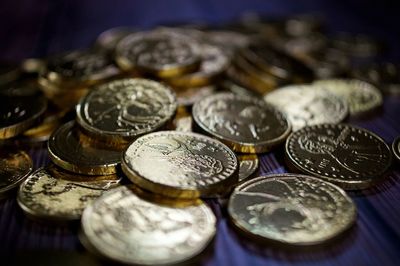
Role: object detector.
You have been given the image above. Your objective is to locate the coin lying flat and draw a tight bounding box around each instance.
[285,124,392,189]
[193,93,291,153]
[0,95,47,139]
[0,149,32,199]
[116,30,201,78]
[167,43,229,88]
[48,121,121,175]
[228,174,356,246]
[81,186,216,265]
[17,165,121,222]
[237,154,259,183]
[392,136,400,163]
[122,131,239,198]
[76,78,177,144]
[313,79,383,117]
[176,85,216,107]
[264,85,348,131]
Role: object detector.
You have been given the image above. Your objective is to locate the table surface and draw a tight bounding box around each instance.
[1,1,399,265]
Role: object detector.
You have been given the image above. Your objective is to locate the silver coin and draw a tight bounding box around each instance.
[81,186,216,265]
[238,154,259,183]
[264,85,348,131]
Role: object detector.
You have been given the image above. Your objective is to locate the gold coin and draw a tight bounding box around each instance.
[122,131,239,198]
[80,186,216,265]
[0,149,32,199]
[48,121,121,175]
[17,165,121,222]
[228,174,356,246]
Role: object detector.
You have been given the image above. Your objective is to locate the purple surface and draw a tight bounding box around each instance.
[1,1,400,265]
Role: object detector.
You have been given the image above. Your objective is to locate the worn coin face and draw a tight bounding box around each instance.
[285,124,392,189]
[122,131,239,198]
[0,95,47,139]
[392,136,400,162]
[81,186,216,265]
[0,149,32,199]
[48,121,121,175]
[193,93,291,153]
[167,43,230,88]
[17,166,121,222]
[314,79,382,117]
[76,78,177,143]
[116,30,200,78]
[237,154,259,183]
[264,85,348,131]
[228,174,356,246]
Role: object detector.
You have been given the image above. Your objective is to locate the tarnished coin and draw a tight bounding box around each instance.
[392,136,400,163]
[94,27,136,53]
[81,186,216,265]
[0,95,47,139]
[48,121,121,175]
[285,124,392,189]
[0,149,32,199]
[228,174,356,246]
[116,30,201,78]
[237,154,259,183]
[122,131,239,198]
[264,85,348,131]
[176,85,216,106]
[76,78,177,143]
[17,165,121,222]
[193,93,291,153]
[314,79,382,117]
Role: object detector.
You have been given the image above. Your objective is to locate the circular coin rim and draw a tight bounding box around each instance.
[392,136,400,162]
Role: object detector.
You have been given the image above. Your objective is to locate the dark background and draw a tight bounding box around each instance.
[0,1,399,265]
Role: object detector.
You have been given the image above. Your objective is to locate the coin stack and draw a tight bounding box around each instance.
[0,14,399,264]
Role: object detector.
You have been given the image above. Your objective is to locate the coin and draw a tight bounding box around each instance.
[206,30,251,54]
[122,131,239,198]
[80,185,216,265]
[116,30,201,78]
[392,136,400,163]
[166,106,193,132]
[264,85,348,131]
[0,63,20,86]
[17,165,121,222]
[237,154,259,183]
[0,95,47,139]
[76,78,177,144]
[228,174,356,246]
[285,124,392,189]
[331,32,380,58]
[0,149,32,199]
[175,85,216,106]
[167,43,229,88]
[94,27,136,53]
[314,79,383,117]
[48,121,121,175]
[193,93,291,153]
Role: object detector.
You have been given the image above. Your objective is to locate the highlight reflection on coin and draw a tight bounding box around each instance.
[17,165,121,222]
[314,79,382,117]
[48,121,121,175]
[285,124,392,189]
[193,93,291,153]
[81,186,216,265]
[122,131,238,198]
[238,154,259,183]
[392,136,400,163]
[264,85,348,131]
[0,149,32,199]
[76,78,177,143]
[228,174,356,246]
[116,30,200,78]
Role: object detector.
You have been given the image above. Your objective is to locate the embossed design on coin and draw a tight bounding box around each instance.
[76,78,177,142]
[122,131,238,198]
[116,31,200,77]
[285,124,392,189]
[314,79,382,116]
[264,85,348,131]
[48,121,121,175]
[0,150,32,198]
[17,166,120,221]
[238,154,259,183]
[81,186,216,265]
[228,174,356,245]
[193,93,291,153]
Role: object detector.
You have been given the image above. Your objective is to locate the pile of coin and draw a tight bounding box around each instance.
[0,14,399,264]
